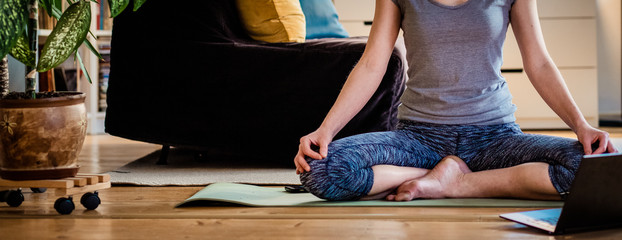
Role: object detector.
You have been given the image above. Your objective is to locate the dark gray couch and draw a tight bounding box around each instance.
[105,0,406,164]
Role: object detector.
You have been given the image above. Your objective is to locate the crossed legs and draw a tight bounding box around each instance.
[300,122,581,201]
[369,155,561,201]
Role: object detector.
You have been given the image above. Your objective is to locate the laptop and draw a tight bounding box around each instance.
[500,153,622,235]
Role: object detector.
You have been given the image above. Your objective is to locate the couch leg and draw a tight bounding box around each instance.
[157,145,170,165]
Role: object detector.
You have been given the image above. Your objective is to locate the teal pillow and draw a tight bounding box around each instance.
[299,0,349,39]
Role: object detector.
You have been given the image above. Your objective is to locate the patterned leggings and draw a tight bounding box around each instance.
[300,121,584,201]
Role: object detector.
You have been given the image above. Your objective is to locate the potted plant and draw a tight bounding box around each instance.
[0,0,146,180]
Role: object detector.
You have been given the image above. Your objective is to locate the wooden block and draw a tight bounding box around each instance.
[77,174,111,183]
[58,181,111,196]
[66,177,87,187]
[97,174,111,183]
[80,175,99,185]
[0,178,73,189]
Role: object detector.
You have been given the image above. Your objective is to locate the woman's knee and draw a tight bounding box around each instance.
[299,130,417,201]
[300,149,375,201]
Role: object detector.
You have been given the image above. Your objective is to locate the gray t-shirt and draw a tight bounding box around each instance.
[391,0,517,125]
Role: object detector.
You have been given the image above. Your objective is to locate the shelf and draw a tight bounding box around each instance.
[94,30,112,38]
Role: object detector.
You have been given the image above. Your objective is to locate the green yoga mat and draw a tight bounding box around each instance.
[176,182,564,208]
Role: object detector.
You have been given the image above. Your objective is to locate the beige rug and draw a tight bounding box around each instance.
[107,148,300,186]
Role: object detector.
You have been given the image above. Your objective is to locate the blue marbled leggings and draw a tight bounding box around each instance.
[300,121,584,201]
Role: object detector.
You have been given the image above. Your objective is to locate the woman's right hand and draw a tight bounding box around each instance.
[292,0,400,175]
[294,129,333,175]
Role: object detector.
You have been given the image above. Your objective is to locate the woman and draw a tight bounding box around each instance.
[294,0,617,202]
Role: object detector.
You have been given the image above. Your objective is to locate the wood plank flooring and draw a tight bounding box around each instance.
[1,128,622,239]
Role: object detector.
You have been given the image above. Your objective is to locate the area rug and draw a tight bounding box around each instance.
[107,149,300,186]
[176,182,564,208]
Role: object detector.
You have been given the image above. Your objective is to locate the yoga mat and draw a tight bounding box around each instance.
[176,182,565,208]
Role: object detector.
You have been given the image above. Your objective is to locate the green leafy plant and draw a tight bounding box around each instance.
[0,0,147,99]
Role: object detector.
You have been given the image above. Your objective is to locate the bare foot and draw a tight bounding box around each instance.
[386,156,472,201]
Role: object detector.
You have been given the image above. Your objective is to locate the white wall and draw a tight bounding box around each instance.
[597,0,622,116]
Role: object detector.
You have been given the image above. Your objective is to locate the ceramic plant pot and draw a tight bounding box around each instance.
[0,92,87,180]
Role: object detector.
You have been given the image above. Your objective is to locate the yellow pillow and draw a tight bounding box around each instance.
[236,0,306,43]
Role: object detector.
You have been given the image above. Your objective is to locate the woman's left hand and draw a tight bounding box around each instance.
[576,125,618,155]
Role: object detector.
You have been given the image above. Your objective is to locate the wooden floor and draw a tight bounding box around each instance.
[2,128,622,239]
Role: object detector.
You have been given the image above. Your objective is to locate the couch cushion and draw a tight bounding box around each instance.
[300,0,349,39]
[236,0,306,43]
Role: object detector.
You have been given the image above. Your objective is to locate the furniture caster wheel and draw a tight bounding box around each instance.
[1,190,24,207]
[31,188,47,193]
[80,192,101,210]
[54,197,75,215]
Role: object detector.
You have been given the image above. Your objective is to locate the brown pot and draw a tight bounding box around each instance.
[0,92,86,180]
